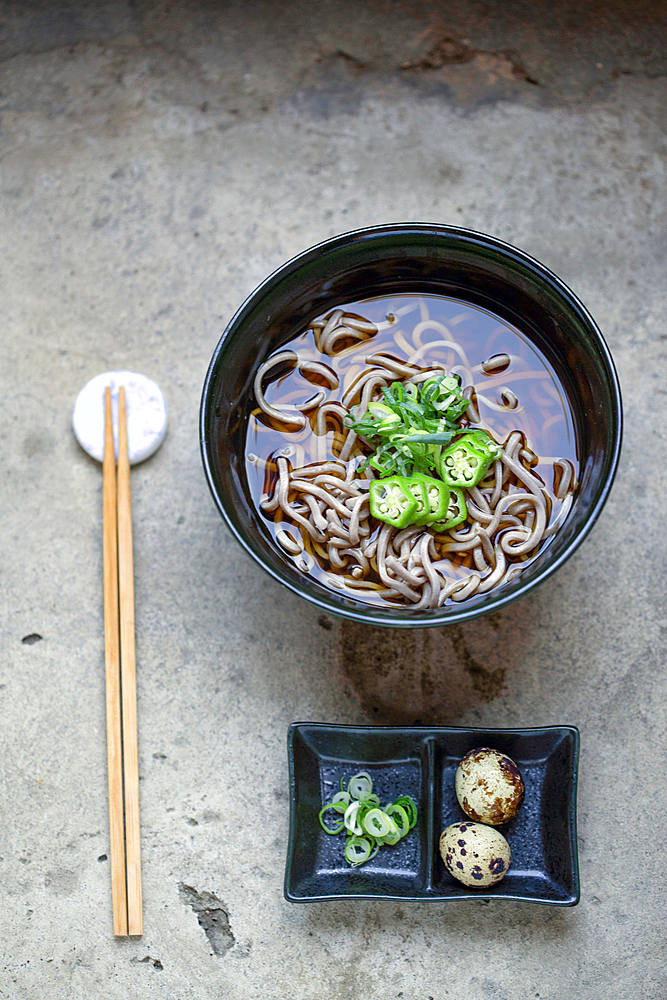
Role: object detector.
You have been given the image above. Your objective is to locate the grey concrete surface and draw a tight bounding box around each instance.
[1,2,666,997]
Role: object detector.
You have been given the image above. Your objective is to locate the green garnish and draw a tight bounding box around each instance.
[369,477,419,529]
[430,486,467,532]
[439,431,502,489]
[368,473,455,530]
[318,804,345,835]
[392,795,418,829]
[410,473,449,526]
[369,473,464,531]
[345,375,470,477]
[318,772,418,868]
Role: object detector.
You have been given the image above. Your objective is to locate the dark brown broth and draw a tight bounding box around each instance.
[244,293,579,606]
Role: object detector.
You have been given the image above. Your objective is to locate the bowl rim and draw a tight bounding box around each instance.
[200,223,623,627]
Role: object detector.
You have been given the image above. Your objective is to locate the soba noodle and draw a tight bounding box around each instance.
[245,294,578,609]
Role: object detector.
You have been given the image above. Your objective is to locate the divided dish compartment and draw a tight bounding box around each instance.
[432,728,579,903]
[286,725,431,900]
[286,724,580,905]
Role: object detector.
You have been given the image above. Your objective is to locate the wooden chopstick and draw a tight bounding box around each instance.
[103,388,128,937]
[117,386,143,936]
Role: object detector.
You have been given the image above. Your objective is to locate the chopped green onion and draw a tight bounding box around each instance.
[345,374,469,478]
[362,808,392,838]
[319,804,344,835]
[386,803,410,838]
[380,815,401,845]
[348,772,373,799]
[393,795,418,829]
[343,800,364,835]
[318,774,418,867]
[331,790,351,813]
[344,836,374,866]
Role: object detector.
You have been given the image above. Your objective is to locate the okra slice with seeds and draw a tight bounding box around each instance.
[460,429,502,461]
[440,438,492,488]
[402,476,430,524]
[369,476,419,529]
[430,486,467,532]
[410,472,449,526]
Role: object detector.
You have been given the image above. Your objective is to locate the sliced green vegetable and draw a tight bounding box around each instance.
[463,429,502,461]
[411,473,449,526]
[365,402,401,430]
[392,795,418,829]
[348,772,373,799]
[385,803,410,838]
[344,800,364,835]
[438,431,501,489]
[319,776,419,868]
[319,804,345,835]
[402,477,429,523]
[345,375,469,478]
[369,477,418,528]
[362,808,392,838]
[380,815,401,845]
[331,790,351,813]
[440,438,490,488]
[430,486,467,532]
[370,473,471,532]
[344,836,374,866]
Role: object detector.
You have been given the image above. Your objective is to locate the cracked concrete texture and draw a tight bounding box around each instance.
[1,1,666,997]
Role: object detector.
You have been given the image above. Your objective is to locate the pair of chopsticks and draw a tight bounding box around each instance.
[103,387,142,936]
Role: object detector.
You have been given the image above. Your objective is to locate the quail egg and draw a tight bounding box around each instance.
[455,747,524,825]
[439,821,511,887]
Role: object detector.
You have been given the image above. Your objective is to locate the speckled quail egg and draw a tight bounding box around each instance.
[455,747,524,825]
[439,821,511,887]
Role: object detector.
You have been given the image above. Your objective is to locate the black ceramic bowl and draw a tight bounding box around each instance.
[200,225,622,627]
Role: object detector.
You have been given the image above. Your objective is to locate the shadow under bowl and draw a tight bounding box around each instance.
[200,224,622,627]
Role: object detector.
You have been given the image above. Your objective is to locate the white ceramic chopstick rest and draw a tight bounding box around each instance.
[72,370,168,465]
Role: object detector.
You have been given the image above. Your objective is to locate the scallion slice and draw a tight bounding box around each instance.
[331,790,351,813]
[393,795,418,829]
[319,775,418,868]
[386,803,410,838]
[318,804,344,835]
[348,772,373,799]
[362,808,392,838]
[343,800,364,835]
[344,836,374,866]
[380,816,401,845]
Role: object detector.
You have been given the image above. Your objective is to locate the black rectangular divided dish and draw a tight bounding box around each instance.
[285,724,579,905]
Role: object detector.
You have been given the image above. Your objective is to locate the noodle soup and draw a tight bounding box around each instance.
[243,293,578,610]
